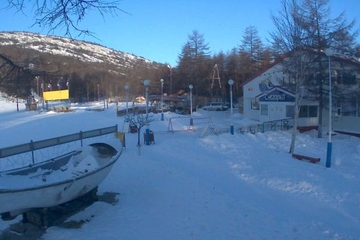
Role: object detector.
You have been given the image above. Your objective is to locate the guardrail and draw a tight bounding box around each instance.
[261,118,293,132]
[0,125,118,163]
[117,106,146,116]
[238,118,293,134]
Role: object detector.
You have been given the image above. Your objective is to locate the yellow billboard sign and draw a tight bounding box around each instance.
[43,90,69,101]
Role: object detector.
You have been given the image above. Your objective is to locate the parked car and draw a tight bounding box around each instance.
[224,102,236,109]
[154,102,172,111]
[202,102,229,111]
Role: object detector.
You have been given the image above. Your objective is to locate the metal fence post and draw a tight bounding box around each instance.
[30,140,35,164]
[80,131,83,147]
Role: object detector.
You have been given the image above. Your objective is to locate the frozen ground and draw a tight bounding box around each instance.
[0,99,360,239]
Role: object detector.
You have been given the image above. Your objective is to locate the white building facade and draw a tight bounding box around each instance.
[242,52,360,135]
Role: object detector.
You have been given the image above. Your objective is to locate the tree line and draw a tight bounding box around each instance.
[1,0,359,110]
[172,27,274,100]
[170,0,359,103]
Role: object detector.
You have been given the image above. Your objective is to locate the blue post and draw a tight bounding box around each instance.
[228,79,234,135]
[326,142,332,168]
[146,128,150,145]
[325,49,334,169]
[144,79,151,145]
[161,79,164,121]
[189,84,193,126]
[230,125,234,135]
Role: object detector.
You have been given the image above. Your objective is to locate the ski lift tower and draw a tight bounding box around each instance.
[210,64,222,101]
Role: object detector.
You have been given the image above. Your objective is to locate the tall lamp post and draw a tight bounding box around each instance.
[124,84,129,115]
[35,76,40,96]
[144,79,151,145]
[167,65,172,95]
[160,78,164,121]
[189,84,193,126]
[228,79,234,135]
[41,80,44,109]
[325,48,334,168]
[97,84,100,101]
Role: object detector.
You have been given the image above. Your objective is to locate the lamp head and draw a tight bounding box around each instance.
[143,79,150,87]
[324,48,334,57]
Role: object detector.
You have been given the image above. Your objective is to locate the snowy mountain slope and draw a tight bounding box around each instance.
[0,31,161,74]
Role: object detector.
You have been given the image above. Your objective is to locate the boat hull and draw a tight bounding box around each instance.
[0,141,121,218]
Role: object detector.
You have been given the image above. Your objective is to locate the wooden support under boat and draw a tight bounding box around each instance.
[22,187,99,228]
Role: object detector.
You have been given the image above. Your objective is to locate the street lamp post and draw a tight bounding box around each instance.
[167,65,172,95]
[41,80,44,109]
[35,76,40,96]
[124,84,129,115]
[228,79,234,135]
[144,79,151,145]
[16,94,19,111]
[97,84,100,101]
[325,48,334,168]
[160,79,164,121]
[189,84,193,126]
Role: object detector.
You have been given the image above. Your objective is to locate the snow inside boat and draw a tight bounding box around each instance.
[0,140,122,219]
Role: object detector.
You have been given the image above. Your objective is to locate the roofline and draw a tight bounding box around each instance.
[254,86,295,99]
[241,49,360,87]
[241,53,289,87]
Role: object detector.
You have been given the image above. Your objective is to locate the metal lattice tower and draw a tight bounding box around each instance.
[210,64,222,99]
[211,64,221,90]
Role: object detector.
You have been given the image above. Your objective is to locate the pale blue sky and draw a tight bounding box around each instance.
[1,0,359,67]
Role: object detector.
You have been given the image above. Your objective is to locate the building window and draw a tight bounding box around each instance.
[261,104,268,115]
[299,106,308,118]
[251,99,259,110]
[341,98,357,116]
[286,105,295,118]
[336,70,356,85]
[299,105,318,118]
[309,106,318,117]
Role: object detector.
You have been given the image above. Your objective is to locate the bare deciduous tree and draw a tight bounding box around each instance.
[298,0,358,138]
[4,0,128,37]
[125,113,153,155]
[270,0,358,154]
[270,0,317,154]
[0,53,39,97]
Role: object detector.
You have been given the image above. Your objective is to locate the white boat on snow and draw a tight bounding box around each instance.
[0,139,122,219]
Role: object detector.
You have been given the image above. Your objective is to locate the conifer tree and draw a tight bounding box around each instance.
[177,30,211,96]
[239,26,265,77]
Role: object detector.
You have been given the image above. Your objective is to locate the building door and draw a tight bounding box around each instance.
[269,104,283,120]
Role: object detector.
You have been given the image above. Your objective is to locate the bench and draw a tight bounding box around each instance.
[292,153,320,164]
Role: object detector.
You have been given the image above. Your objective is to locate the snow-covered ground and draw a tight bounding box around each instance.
[0,99,360,239]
